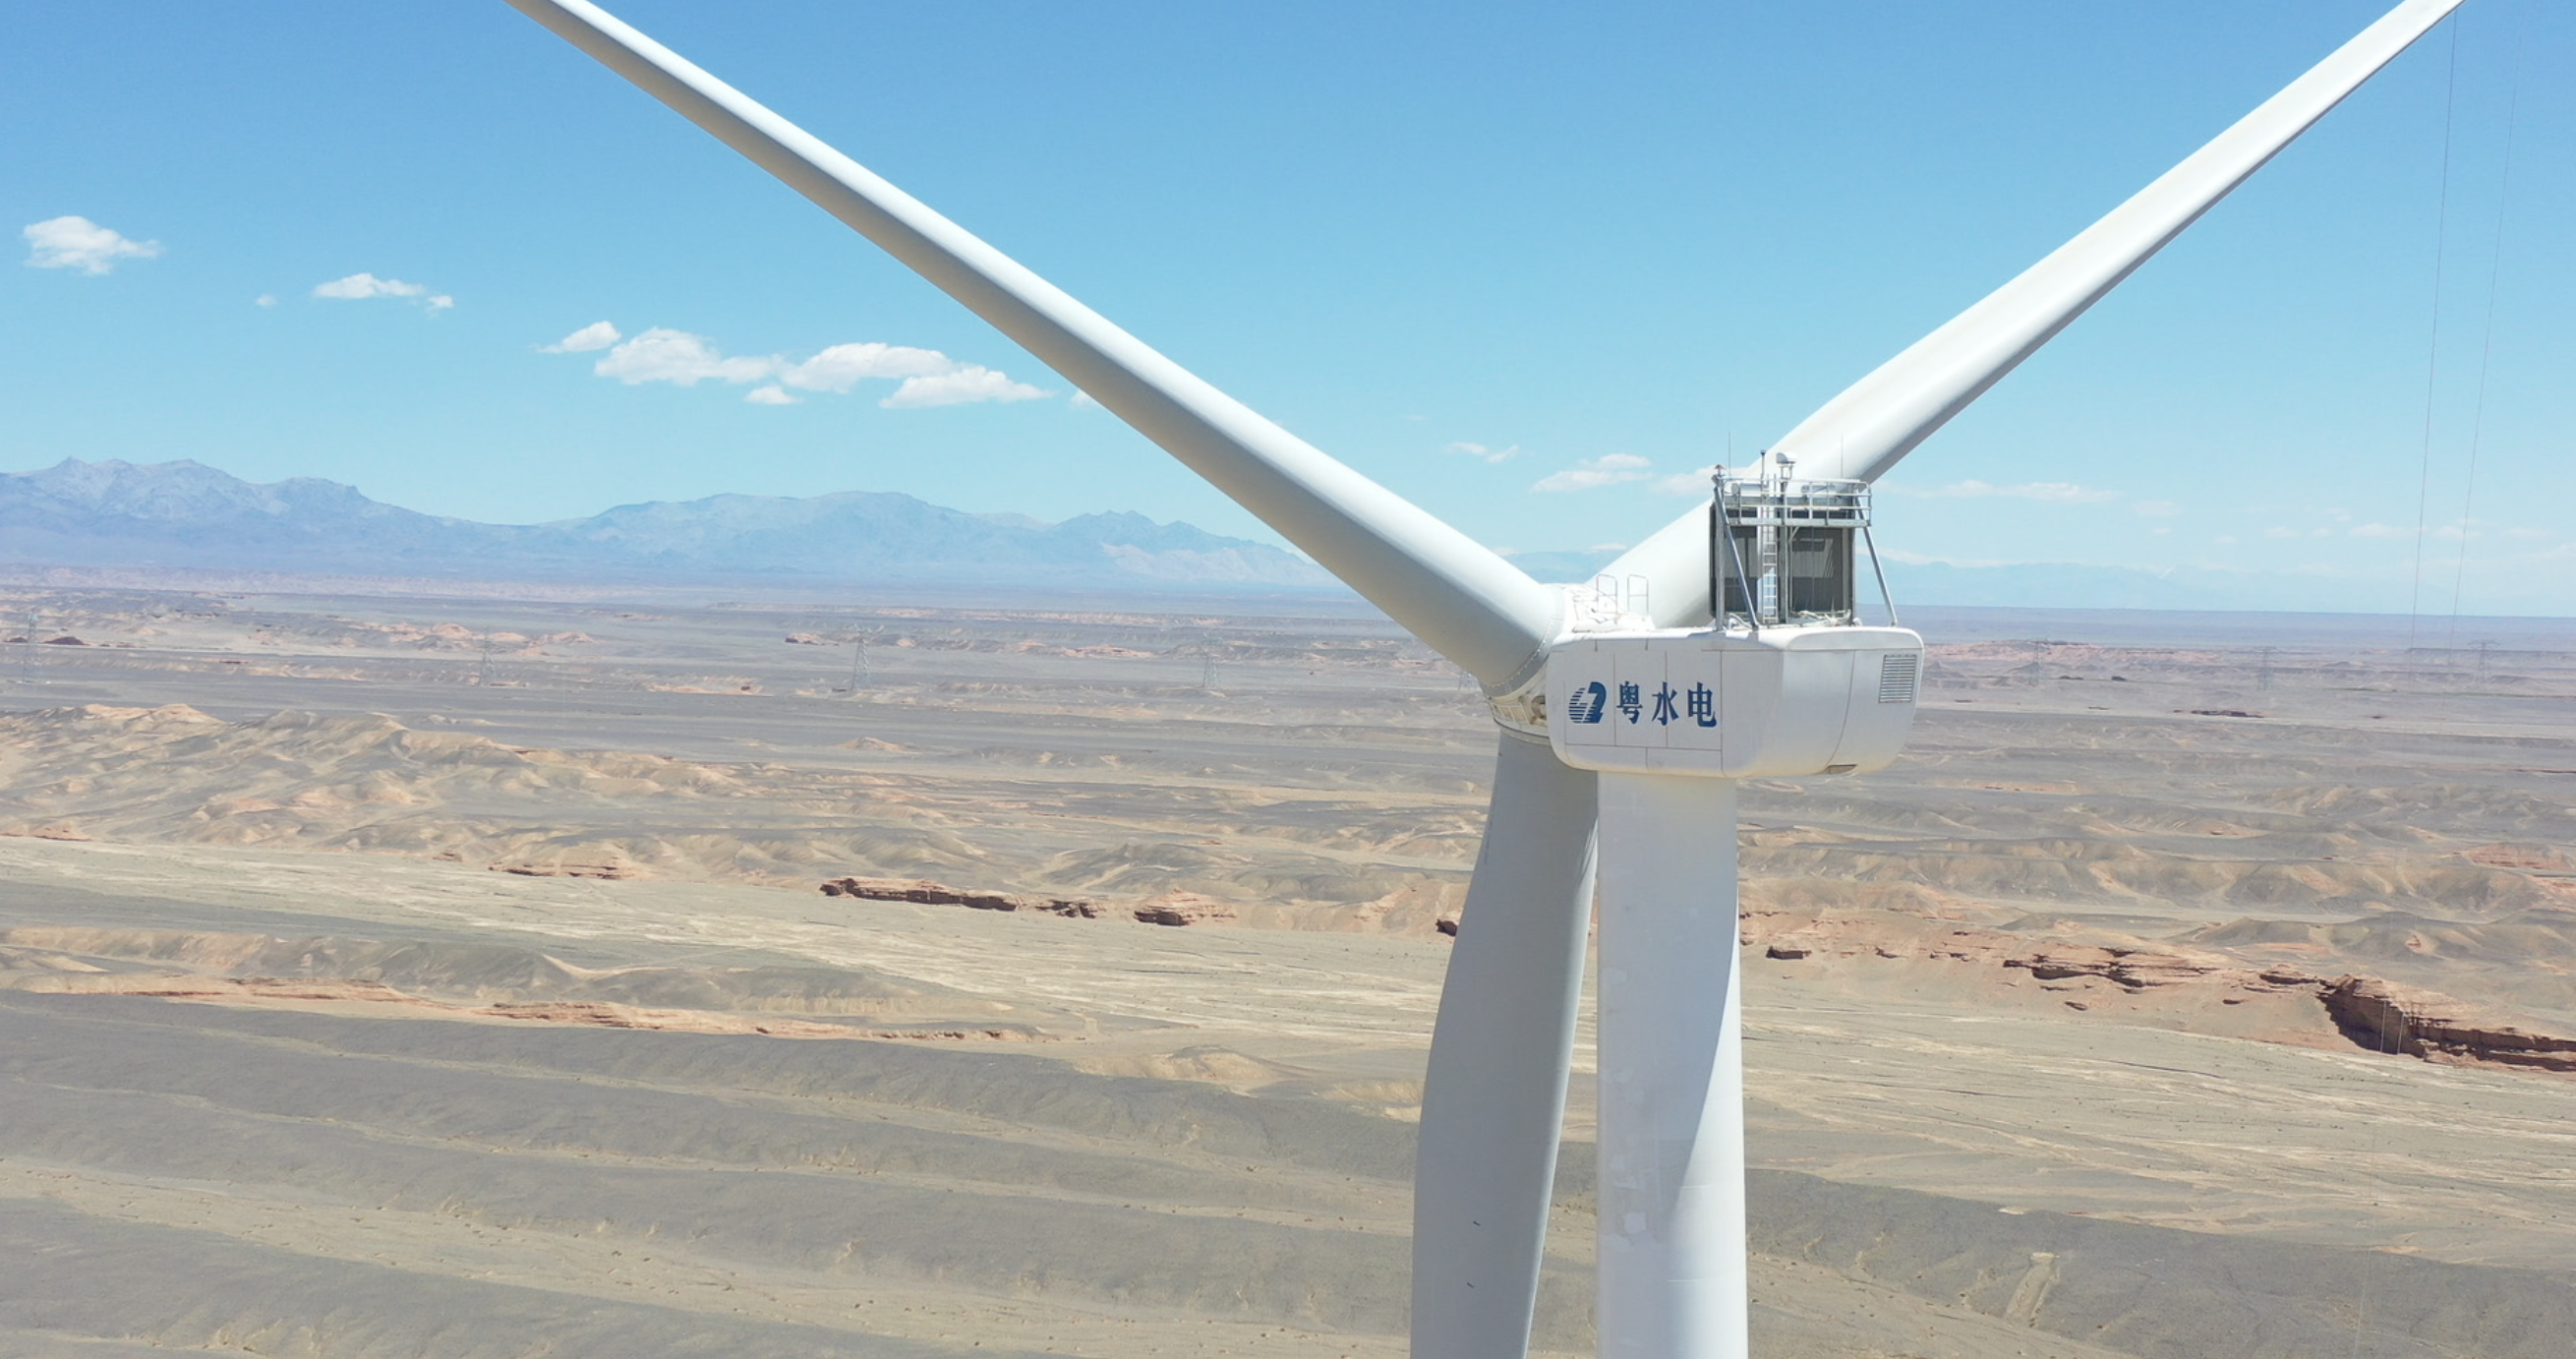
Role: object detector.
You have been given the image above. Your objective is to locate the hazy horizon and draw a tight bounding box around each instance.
[13,453,2576,622]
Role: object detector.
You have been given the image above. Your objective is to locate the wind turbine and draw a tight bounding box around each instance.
[498,2,2466,1355]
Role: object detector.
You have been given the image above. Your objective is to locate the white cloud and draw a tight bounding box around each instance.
[1876,548,2009,568]
[577,326,1044,408]
[1532,453,1653,494]
[1903,479,2119,503]
[779,342,955,391]
[543,321,621,353]
[314,272,452,309]
[2263,526,2302,539]
[2504,526,2549,541]
[23,215,161,274]
[881,365,1046,409]
[314,272,418,299]
[1444,441,1524,464]
[2213,535,2238,545]
[254,294,277,308]
[1071,389,1102,410]
[2132,500,2179,517]
[592,327,777,385]
[2350,523,2409,539]
[1653,464,1721,498]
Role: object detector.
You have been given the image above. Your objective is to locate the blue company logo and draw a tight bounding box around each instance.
[1568,680,1608,725]
[1564,677,1718,729]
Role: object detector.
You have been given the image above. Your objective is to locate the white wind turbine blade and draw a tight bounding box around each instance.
[503,9,1601,1355]
[1411,734,1599,1359]
[1607,0,2465,627]
[503,0,1560,686]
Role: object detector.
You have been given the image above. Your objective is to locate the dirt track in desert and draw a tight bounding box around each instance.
[3,580,2574,1357]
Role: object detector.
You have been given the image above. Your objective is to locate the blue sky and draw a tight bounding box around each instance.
[5,1,2568,614]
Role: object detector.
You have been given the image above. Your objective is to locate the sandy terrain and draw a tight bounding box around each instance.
[2,581,2574,1356]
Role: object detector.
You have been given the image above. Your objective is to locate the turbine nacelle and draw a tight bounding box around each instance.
[1545,625,1922,779]
[1532,468,1917,780]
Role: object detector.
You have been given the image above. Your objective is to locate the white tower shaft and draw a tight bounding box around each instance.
[1596,774,1748,1359]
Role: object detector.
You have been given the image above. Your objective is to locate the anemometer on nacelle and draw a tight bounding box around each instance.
[1544,457,1924,780]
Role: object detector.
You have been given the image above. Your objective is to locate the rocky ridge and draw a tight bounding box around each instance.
[820,876,1240,926]
[1752,905,2576,1076]
[2320,975,2576,1073]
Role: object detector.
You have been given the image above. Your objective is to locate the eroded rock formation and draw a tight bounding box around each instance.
[2321,975,2576,1074]
[819,876,1106,918]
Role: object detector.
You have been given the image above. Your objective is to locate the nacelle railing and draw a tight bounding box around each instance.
[1708,461,1893,631]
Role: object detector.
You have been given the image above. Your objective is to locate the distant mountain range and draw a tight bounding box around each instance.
[0,458,2461,615]
[0,459,1336,590]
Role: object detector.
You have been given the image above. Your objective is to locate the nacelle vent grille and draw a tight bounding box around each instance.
[1877,652,1919,704]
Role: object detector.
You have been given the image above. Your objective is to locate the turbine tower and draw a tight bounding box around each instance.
[498,2,2465,1354]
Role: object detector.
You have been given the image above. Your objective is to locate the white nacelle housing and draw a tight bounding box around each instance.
[1545,624,1922,778]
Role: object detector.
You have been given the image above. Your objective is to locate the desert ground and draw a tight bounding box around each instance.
[3,577,2574,1357]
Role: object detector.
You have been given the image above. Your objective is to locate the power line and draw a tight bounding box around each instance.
[2405,19,2462,651]
[2447,0,2528,641]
